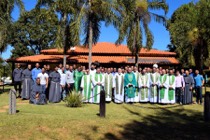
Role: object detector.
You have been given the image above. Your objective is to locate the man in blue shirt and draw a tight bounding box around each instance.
[32,63,41,82]
[189,69,194,78]
[194,70,204,105]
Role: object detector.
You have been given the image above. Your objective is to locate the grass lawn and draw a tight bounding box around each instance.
[0,87,210,140]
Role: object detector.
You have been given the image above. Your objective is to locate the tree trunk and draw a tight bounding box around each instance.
[200,39,204,73]
[62,13,68,67]
[88,0,93,70]
[135,52,138,67]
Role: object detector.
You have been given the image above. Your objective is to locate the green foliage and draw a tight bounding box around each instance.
[115,0,168,66]
[66,91,83,107]
[10,46,34,59]
[0,0,25,53]
[167,0,210,71]
[9,8,58,56]
[0,59,12,78]
[70,0,118,68]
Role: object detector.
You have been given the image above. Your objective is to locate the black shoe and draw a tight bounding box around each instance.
[29,100,33,104]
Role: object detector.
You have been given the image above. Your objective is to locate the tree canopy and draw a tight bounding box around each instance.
[116,0,168,66]
[167,0,210,71]
[0,0,24,53]
[9,8,59,57]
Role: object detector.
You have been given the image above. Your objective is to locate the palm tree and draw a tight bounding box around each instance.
[0,0,25,53]
[70,0,118,69]
[116,0,168,66]
[36,0,81,66]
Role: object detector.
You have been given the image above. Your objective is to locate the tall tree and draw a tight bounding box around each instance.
[9,9,59,56]
[70,0,118,69]
[167,3,196,68]
[115,0,168,66]
[167,0,210,71]
[36,0,81,66]
[0,0,24,53]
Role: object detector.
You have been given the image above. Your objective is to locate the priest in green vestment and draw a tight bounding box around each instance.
[74,66,84,93]
[168,69,176,104]
[104,68,114,102]
[92,68,105,104]
[80,69,92,103]
[159,69,169,104]
[124,67,137,103]
[139,69,150,102]
[150,64,160,103]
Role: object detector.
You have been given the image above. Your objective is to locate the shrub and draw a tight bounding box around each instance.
[66,90,83,107]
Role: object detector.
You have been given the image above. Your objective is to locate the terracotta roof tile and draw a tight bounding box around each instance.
[9,54,179,65]
[41,42,176,56]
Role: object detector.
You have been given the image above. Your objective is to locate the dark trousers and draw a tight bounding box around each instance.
[195,86,202,104]
[66,83,74,95]
[175,87,183,103]
[14,81,22,96]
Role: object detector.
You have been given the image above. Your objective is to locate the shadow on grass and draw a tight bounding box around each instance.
[103,105,210,140]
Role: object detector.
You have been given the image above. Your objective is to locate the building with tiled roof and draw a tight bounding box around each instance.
[8,42,179,68]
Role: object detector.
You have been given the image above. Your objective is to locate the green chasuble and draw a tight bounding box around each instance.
[160,74,167,99]
[124,73,137,98]
[168,75,175,101]
[74,70,84,92]
[83,75,92,100]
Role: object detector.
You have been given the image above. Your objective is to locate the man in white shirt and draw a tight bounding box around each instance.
[37,68,49,96]
[66,65,75,93]
[175,70,185,104]
[60,67,67,100]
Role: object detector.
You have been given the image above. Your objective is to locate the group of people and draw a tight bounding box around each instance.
[12,62,205,105]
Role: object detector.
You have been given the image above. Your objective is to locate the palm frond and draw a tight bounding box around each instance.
[148,0,168,14]
[149,12,166,25]
[143,22,154,50]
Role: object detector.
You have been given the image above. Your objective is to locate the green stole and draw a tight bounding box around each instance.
[124,73,136,98]
[83,75,91,100]
[116,74,124,95]
[74,71,83,92]
[140,74,148,100]
[160,74,167,99]
[168,75,175,101]
[94,73,102,102]
[150,73,159,97]
[105,74,113,98]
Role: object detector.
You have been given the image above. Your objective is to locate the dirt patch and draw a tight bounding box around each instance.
[36,126,50,133]
[0,109,6,113]
[2,105,9,109]
[17,102,28,105]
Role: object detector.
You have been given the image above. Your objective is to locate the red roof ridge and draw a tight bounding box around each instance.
[40,42,176,55]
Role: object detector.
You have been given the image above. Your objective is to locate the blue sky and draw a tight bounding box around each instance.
[1,0,195,59]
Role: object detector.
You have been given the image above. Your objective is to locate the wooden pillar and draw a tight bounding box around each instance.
[204,92,210,121]
[9,89,16,115]
[99,90,106,118]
